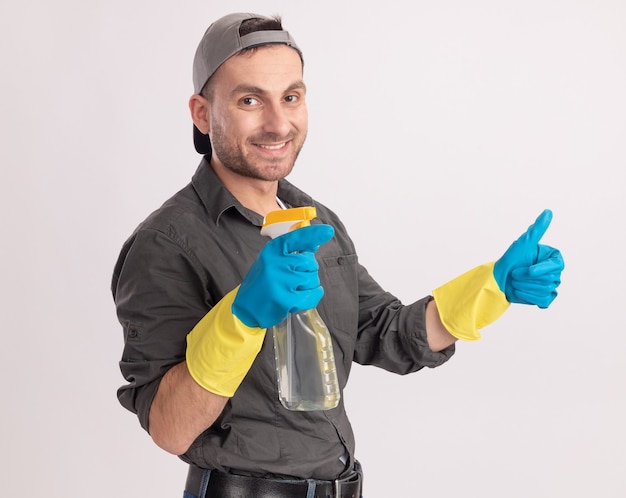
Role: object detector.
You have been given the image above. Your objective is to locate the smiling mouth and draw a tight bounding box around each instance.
[256,142,288,150]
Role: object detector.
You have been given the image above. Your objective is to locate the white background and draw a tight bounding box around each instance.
[1,1,625,496]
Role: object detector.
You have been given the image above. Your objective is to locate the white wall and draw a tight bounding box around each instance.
[1,1,624,496]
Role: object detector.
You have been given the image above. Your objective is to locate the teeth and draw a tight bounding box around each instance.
[259,143,286,150]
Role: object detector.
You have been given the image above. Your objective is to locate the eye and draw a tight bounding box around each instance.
[284,94,299,104]
[241,97,260,106]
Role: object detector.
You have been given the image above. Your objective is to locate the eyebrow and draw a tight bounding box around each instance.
[229,80,307,98]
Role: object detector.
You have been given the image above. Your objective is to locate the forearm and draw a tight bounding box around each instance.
[148,280,274,455]
[425,299,457,352]
[149,361,228,456]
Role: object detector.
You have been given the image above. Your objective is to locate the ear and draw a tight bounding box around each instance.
[189,94,210,134]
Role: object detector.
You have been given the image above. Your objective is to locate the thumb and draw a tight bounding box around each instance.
[524,209,553,247]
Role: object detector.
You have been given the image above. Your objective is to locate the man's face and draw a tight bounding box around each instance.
[206,45,308,182]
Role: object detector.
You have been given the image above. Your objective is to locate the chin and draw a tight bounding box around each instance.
[258,162,295,181]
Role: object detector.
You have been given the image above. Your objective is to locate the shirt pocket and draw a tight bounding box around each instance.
[317,254,359,376]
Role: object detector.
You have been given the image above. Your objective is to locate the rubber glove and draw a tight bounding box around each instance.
[186,224,334,396]
[233,224,335,328]
[494,209,564,309]
[433,210,564,341]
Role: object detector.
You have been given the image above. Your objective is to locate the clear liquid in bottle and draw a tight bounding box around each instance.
[272,308,340,411]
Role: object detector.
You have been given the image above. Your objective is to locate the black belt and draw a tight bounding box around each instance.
[185,464,362,498]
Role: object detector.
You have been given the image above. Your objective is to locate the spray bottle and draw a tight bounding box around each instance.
[261,206,341,411]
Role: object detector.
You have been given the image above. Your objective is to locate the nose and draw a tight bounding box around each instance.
[261,103,292,138]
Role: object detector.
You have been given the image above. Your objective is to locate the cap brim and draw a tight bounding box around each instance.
[193,125,212,155]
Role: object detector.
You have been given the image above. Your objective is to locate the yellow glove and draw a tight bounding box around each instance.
[432,262,510,341]
[186,287,266,397]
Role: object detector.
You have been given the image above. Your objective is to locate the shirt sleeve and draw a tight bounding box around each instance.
[112,228,211,432]
[355,262,455,373]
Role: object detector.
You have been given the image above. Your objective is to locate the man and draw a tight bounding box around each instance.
[112,13,564,498]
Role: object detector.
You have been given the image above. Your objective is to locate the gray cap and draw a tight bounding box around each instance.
[192,13,301,155]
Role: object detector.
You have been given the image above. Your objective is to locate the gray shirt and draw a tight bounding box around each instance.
[112,158,455,480]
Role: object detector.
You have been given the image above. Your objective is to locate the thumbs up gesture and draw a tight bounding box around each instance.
[493,209,564,308]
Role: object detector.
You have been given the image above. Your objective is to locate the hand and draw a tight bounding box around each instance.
[232,224,335,328]
[493,209,564,308]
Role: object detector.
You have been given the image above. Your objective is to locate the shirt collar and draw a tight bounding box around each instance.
[191,156,314,226]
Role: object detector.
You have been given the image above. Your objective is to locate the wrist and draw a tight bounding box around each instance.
[186,287,267,397]
[432,262,510,341]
